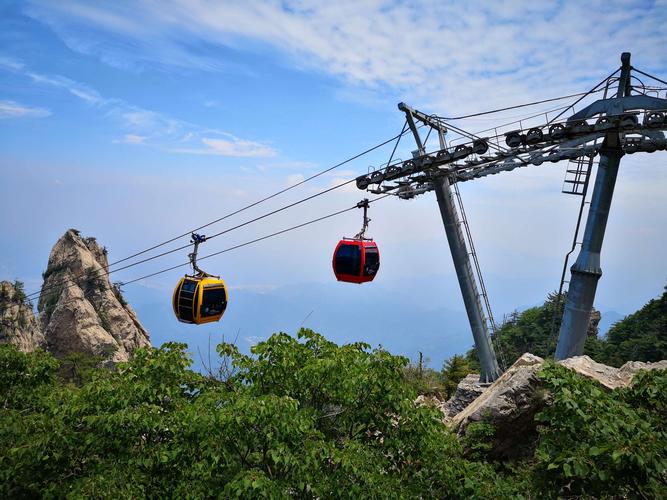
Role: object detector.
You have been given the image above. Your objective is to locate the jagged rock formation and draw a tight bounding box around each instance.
[37,229,150,364]
[0,281,45,352]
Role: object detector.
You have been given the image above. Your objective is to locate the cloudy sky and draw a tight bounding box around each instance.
[1,0,665,367]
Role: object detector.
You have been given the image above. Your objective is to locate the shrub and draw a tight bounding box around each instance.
[534,363,667,498]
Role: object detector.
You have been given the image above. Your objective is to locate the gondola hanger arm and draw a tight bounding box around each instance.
[354,199,371,240]
[189,233,210,277]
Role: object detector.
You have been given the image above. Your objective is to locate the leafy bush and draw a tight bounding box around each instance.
[2,331,665,498]
[534,363,667,498]
[403,354,444,397]
[0,332,519,498]
[40,287,62,322]
[41,262,68,281]
[83,266,106,294]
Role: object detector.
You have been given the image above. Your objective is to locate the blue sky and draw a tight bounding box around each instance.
[1,0,666,368]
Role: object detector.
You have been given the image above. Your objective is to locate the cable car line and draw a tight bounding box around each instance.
[26,128,413,301]
[438,87,608,121]
[35,195,391,311]
[104,129,411,267]
[26,129,415,302]
[25,74,640,304]
[631,67,667,87]
[545,68,621,126]
[35,78,610,304]
[29,174,370,302]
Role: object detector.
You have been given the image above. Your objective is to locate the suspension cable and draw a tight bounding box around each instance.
[28,129,413,301]
[35,195,391,308]
[28,156,401,302]
[27,129,411,299]
[438,89,607,121]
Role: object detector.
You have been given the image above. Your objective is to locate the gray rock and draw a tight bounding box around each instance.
[450,353,546,459]
[0,281,45,352]
[559,355,667,390]
[37,229,150,364]
[618,359,667,381]
[448,352,667,460]
[441,374,489,418]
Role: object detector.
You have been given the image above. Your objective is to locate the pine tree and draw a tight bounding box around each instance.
[441,354,473,398]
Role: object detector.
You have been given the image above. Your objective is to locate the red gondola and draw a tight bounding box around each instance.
[332,199,380,284]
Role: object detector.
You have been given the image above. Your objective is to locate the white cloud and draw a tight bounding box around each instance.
[113,134,147,144]
[0,100,50,118]
[22,1,667,117]
[0,59,281,158]
[171,136,277,157]
[0,56,25,71]
[25,71,105,105]
[202,137,277,158]
[285,173,305,187]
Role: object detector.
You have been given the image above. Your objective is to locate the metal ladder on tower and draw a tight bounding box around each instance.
[549,153,598,340]
[452,182,509,372]
[562,155,596,195]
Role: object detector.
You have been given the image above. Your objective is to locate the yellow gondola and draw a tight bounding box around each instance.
[172,233,228,325]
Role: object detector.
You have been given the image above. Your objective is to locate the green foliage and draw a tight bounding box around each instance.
[0,331,521,498]
[0,281,31,310]
[11,280,28,305]
[3,329,665,498]
[112,282,128,307]
[58,351,103,387]
[403,354,444,397]
[84,266,106,294]
[534,363,667,498]
[461,421,495,461]
[41,262,68,281]
[41,287,62,322]
[0,282,31,330]
[597,286,667,367]
[467,291,612,368]
[440,355,473,399]
[0,344,59,409]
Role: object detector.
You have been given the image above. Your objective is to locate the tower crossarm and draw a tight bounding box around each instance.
[356,102,667,198]
[569,95,667,122]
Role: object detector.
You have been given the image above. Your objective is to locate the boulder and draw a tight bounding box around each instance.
[559,355,667,389]
[448,352,667,460]
[450,353,546,459]
[37,229,150,364]
[0,281,45,352]
[441,374,489,418]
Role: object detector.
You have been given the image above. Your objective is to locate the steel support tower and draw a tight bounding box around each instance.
[356,52,667,369]
[555,53,629,359]
[402,106,501,382]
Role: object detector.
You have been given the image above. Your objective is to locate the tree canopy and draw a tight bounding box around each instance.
[467,288,667,369]
[1,327,665,498]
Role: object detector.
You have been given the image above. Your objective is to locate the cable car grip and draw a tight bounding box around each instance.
[188,232,210,276]
[354,199,371,240]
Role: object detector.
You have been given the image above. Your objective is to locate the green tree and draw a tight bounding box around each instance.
[597,286,667,366]
[0,333,518,498]
[440,355,473,398]
[467,292,604,367]
[403,353,444,397]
